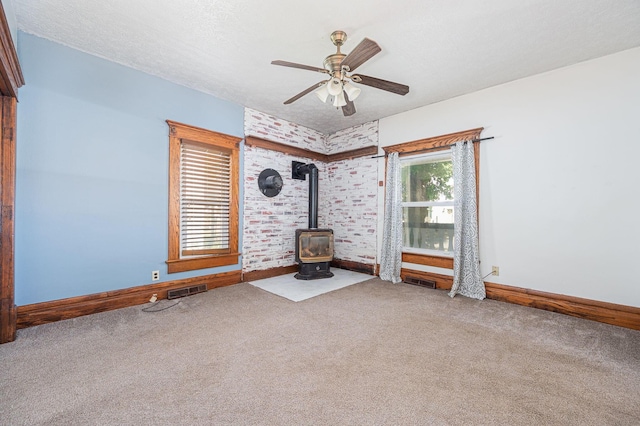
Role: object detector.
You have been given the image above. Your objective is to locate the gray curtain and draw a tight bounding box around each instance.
[380,152,403,283]
[449,141,485,300]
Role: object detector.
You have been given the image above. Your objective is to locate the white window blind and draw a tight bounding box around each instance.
[180,141,231,257]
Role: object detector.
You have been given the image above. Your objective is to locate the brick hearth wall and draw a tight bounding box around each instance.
[324,122,378,267]
[243,108,378,273]
[243,109,327,271]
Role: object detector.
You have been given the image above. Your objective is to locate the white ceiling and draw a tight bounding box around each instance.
[13,0,640,134]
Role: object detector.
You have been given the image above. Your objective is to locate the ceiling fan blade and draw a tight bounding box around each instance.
[271,60,329,74]
[351,74,409,96]
[342,92,356,116]
[340,38,381,72]
[283,81,326,104]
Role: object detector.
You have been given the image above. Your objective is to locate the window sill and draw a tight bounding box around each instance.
[166,252,241,274]
[402,252,453,269]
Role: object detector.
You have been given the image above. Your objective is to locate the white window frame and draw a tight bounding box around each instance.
[400,150,455,258]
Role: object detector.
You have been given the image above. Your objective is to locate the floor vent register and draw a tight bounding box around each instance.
[167,284,207,299]
[403,276,437,289]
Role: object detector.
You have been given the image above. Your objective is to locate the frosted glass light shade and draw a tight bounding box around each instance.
[343,81,361,100]
[327,77,343,96]
[315,83,330,103]
[333,91,347,107]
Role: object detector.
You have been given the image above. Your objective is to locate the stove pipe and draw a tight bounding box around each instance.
[292,162,318,229]
[308,165,318,229]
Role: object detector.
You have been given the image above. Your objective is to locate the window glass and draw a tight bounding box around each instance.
[401,152,454,255]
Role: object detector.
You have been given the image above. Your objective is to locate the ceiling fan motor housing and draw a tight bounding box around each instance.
[324,53,346,77]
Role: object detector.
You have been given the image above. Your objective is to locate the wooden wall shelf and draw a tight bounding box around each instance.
[244,136,377,163]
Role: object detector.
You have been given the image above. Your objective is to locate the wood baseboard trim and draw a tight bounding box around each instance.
[16,270,242,329]
[399,267,639,330]
[17,267,638,331]
[242,265,298,282]
[331,259,376,275]
[0,299,16,342]
[485,282,640,331]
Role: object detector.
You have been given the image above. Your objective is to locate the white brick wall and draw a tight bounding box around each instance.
[243,146,328,270]
[325,121,379,154]
[243,108,378,272]
[324,156,378,265]
[323,121,378,265]
[244,108,325,152]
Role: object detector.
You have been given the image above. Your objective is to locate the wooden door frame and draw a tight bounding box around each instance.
[0,2,24,344]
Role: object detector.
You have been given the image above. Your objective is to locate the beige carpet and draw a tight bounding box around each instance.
[1,278,639,425]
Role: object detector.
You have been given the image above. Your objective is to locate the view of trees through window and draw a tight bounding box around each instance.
[401,154,455,254]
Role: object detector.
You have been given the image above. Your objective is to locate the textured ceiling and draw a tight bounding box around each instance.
[13,0,640,134]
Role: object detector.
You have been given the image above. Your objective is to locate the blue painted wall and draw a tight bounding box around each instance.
[15,32,245,305]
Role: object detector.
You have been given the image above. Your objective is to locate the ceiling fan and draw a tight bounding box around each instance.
[271,30,410,117]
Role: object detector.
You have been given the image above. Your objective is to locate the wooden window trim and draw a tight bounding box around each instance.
[0,2,23,99]
[402,252,454,269]
[0,96,17,343]
[166,120,242,274]
[383,128,483,269]
[0,2,24,343]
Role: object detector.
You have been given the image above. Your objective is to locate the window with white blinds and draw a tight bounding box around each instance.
[180,141,231,256]
[166,120,241,274]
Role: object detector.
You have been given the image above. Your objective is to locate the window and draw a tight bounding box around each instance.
[401,151,454,256]
[166,120,241,273]
[383,127,482,267]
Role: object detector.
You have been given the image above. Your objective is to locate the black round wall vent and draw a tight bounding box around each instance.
[258,168,283,197]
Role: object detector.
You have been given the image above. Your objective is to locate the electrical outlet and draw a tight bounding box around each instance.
[149,293,158,303]
[491,266,499,276]
[152,270,160,281]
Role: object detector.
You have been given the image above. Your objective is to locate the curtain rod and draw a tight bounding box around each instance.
[370,136,495,159]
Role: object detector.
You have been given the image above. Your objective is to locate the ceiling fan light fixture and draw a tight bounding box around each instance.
[327,77,343,96]
[343,81,361,101]
[271,30,409,117]
[333,91,347,107]
[314,83,330,103]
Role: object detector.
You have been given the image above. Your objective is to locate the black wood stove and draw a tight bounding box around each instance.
[292,161,334,280]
